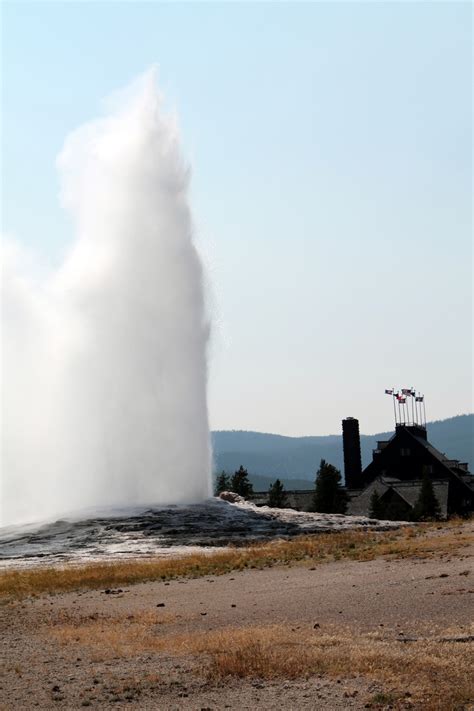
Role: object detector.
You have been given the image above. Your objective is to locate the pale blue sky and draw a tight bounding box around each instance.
[2,1,472,435]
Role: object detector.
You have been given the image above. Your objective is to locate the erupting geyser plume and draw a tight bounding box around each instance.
[1,69,212,527]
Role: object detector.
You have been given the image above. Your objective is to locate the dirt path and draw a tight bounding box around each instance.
[1,524,473,710]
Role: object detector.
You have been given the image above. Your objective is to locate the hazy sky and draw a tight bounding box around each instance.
[2,1,472,436]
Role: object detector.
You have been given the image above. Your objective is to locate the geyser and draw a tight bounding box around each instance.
[1,69,212,527]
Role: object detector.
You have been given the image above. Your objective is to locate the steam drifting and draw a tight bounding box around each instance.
[1,69,212,527]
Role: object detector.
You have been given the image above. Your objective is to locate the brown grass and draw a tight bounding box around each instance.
[172,624,474,707]
[49,615,473,711]
[1,519,470,600]
[49,609,179,662]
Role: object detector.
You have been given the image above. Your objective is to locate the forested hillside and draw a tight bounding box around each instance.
[212,414,473,489]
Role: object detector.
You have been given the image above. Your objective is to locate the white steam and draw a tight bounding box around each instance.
[1,69,212,527]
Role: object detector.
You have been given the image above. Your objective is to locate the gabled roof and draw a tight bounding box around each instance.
[362,424,472,485]
[408,432,473,490]
[347,476,449,518]
[388,479,449,516]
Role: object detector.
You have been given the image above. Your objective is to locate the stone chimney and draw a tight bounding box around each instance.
[342,417,362,489]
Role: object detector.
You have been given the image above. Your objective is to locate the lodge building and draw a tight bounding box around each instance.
[250,412,473,519]
[343,417,473,519]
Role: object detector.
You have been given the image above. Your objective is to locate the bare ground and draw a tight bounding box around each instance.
[0,523,473,711]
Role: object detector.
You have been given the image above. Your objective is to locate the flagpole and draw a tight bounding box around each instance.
[423,397,426,427]
[410,391,415,426]
[392,393,397,427]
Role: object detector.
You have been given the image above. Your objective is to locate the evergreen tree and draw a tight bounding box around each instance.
[369,489,385,519]
[412,468,441,521]
[268,478,288,508]
[384,498,411,521]
[214,471,230,495]
[312,459,349,514]
[230,465,254,498]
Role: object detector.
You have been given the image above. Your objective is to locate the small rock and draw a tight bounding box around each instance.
[313,623,320,629]
[156,603,165,607]
[219,491,244,503]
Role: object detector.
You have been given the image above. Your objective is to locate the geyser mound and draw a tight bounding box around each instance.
[1,69,211,527]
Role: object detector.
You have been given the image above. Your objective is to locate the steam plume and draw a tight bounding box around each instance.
[1,69,212,526]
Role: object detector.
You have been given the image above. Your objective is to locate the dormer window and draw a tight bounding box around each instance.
[400,448,411,457]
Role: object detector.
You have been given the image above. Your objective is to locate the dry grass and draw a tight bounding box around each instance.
[1,519,470,600]
[49,609,179,662]
[50,607,178,630]
[49,615,474,711]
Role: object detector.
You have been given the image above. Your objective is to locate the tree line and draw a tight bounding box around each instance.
[215,459,349,513]
[215,460,441,521]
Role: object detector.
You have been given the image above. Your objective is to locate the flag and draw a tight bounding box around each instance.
[385,389,393,395]
[415,396,424,402]
[402,388,412,395]
[397,395,406,403]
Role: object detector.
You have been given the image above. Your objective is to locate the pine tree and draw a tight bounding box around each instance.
[412,468,441,521]
[369,489,385,519]
[268,478,288,508]
[214,471,230,495]
[312,459,349,514]
[384,498,411,521]
[230,465,254,498]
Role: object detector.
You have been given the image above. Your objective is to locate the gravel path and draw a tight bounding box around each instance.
[1,523,472,710]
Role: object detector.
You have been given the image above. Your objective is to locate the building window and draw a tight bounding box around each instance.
[400,448,411,457]
[425,465,433,474]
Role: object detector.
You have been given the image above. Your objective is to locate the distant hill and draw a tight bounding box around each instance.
[211,414,473,489]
